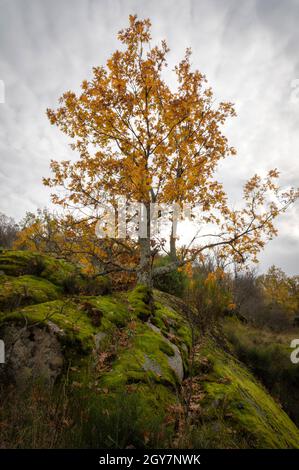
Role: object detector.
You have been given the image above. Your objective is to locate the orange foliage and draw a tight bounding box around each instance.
[42,15,298,283]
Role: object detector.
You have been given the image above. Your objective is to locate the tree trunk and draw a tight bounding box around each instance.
[170,207,179,261]
[137,203,152,288]
[138,236,152,287]
[170,233,177,261]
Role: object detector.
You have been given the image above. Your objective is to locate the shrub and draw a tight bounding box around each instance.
[62,274,111,296]
[153,257,188,297]
[186,268,235,330]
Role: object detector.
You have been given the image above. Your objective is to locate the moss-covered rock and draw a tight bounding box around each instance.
[1,250,299,448]
[128,284,153,321]
[0,299,99,354]
[80,294,132,332]
[0,274,62,310]
[151,291,193,373]
[0,250,111,296]
[99,321,182,389]
[0,250,77,286]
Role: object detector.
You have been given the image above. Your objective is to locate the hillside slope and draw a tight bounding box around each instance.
[223,317,299,427]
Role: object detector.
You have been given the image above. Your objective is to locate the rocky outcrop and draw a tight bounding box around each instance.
[1,250,299,448]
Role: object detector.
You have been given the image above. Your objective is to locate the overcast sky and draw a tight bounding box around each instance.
[0,0,298,274]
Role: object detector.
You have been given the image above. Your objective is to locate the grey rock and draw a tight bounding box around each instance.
[47,321,65,337]
[167,342,184,382]
[147,322,184,382]
[143,354,163,376]
[147,322,161,335]
[0,323,63,387]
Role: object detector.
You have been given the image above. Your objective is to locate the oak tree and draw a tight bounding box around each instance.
[44,15,298,287]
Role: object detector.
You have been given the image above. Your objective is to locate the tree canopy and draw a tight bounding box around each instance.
[43,15,298,287]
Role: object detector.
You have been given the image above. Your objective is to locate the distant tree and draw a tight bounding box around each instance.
[0,212,19,249]
[15,209,137,289]
[231,265,299,329]
[16,209,61,253]
[45,15,298,288]
[259,266,298,320]
[232,268,265,321]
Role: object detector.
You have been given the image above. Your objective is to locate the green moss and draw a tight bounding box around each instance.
[159,340,175,357]
[0,250,39,276]
[197,337,299,448]
[150,314,165,331]
[123,383,176,444]
[128,285,152,321]
[62,274,111,296]
[100,322,180,389]
[153,299,192,355]
[176,325,192,350]
[67,383,176,448]
[0,250,78,287]
[0,299,98,354]
[0,250,111,297]
[81,294,131,332]
[0,274,62,310]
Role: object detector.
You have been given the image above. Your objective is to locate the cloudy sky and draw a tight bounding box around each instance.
[0,0,298,274]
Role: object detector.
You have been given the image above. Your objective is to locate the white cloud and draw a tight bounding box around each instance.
[0,0,298,273]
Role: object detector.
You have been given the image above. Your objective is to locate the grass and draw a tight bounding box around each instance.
[223,317,299,426]
[192,335,299,448]
[0,377,174,449]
